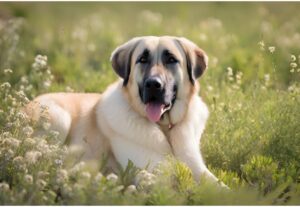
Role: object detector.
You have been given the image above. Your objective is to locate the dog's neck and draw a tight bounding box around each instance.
[158,111,174,130]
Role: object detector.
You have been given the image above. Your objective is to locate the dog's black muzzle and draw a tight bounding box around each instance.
[143,76,165,104]
[139,76,177,108]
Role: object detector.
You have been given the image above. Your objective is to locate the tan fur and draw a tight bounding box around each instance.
[26,36,224,185]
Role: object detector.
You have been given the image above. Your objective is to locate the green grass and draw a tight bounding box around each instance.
[0,2,300,205]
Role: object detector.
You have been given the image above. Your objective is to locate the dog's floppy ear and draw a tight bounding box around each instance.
[175,37,208,84]
[110,37,141,86]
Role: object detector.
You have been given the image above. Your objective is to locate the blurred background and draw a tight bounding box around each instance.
[0,2,300,93]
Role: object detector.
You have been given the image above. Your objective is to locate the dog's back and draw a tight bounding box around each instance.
[25,93,112,160]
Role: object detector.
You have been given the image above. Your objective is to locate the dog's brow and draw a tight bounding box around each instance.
[163,49,178,59]
[163,49,173,56]
[136,49,150,63]
[140,49,150,57]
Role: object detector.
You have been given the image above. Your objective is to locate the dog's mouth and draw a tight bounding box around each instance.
[145,102,172,123]
[139,81,177,123]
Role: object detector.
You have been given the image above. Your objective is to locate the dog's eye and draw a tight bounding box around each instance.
[167,57,178,64]
[137,56,148,64]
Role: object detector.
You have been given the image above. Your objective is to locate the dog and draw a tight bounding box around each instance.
[26,36,220,183]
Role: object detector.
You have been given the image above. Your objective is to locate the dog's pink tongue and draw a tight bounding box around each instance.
[146,103,164,122]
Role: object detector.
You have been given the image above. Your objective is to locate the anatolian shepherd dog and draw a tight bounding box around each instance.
[26,36,222,184]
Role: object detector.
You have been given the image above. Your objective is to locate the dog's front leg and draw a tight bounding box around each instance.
[169,122,219,182]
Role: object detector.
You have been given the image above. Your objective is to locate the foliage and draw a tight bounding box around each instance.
[0,2,300,205]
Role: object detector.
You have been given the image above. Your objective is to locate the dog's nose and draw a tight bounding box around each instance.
[145,77,163,91]
[143,77,164,103]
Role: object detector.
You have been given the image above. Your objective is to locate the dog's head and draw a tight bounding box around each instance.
[111,36,208,123]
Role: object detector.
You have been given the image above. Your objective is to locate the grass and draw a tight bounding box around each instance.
[0,2,300,205]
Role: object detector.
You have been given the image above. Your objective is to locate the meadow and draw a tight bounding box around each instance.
[0,2,300,205]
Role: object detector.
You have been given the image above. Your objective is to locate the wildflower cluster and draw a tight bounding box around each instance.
[226,67,243,90]
[0,55,68,204]
[261,73,271,90]
[289,54,300,73]
[135,170,156,189]
[29,55,54,95]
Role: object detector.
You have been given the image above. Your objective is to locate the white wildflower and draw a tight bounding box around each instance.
[290,68,295,73]
[36,179,47,189]
[236,71,243,80]
[227,67,233,76]
[236,72,243,85]
[81,171,91,180]
[258,41,265,51]
[106,173,118,182]
[237,103,242,109]
[228,77,234,82]
[290,54,296,62]
[37,171,50,179]
[56,169,68,183]
[288,85,295,92]
[74,183,82,191]
[20,76,29,84]
[2,132,11,138]
[16,111,28,121]
[218,102,226,111]
[125,185,137,194]
[46,69,52,76]
[113,185,124,192]
[61,184,72,196]
[199,33,207,42]
[16,91,30,104]
[23,126,34,137]
[24,138,36,146]
[268,46,275,53]
[65,86,74,92]
[25,151,42,164]
[94,172,103,182]
[37,140,52,155]
[0,182,10,192]
[3,137,20,148]
[5,149,14,159]
[43,80,51,88]
[1,82,11,90]
[25,84,33,92]
[13,156,24,166]
[50,145,59,151]
[49,130,60,139]
[33,55,48,70]
[6,122,13,128]
[207,85,214,92]
[290,62,297,68]
[69,161,85,175]
[264,74,270,82]
[136,170,156,187]
[4,68,13,75]
[24,174,33,184]
[42,121,51,130]
[232,84,240,90]
[55,159,63,166]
